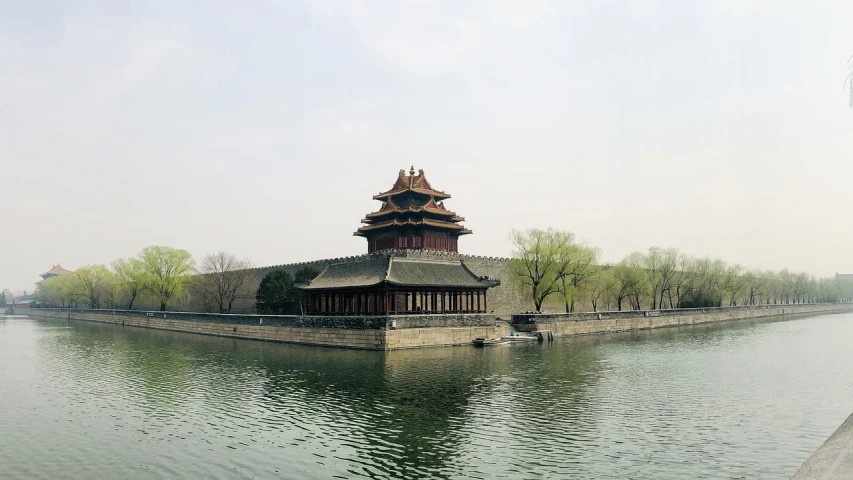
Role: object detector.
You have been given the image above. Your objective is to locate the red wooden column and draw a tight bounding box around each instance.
[477,291,481,312]
[384,290,390,315]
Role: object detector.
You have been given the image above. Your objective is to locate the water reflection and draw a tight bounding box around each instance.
[2,314,852,479]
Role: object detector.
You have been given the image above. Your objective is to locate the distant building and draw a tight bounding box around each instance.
[40,264,73,281]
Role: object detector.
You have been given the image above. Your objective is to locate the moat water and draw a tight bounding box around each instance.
[2,313,853,479]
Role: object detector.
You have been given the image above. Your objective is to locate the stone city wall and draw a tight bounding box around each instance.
[220,250,525,318]
[511,303,853,337]
[24,308,504,350]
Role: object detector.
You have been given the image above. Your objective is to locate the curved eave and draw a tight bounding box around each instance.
[363,208,461,221]
[354,219,472,236]
[302,279,493,290]
[373,188,451,201]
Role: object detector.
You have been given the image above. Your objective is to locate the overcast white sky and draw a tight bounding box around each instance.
[2,0,853,292]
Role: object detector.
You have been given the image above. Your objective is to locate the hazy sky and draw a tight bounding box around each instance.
[3,0,853,292]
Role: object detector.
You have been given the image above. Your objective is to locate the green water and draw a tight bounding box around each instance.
[1,313,852,479]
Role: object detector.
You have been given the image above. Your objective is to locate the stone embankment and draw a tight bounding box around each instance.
[24,308,507,350]
[23,303,853,350]
[792,412,853,479]
[511,303,853,337]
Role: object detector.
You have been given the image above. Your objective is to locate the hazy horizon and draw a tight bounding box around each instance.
[3,0,853,292]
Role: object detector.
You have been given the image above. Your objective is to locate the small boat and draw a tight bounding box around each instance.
[472,337,511,346]
[500,333,538,342]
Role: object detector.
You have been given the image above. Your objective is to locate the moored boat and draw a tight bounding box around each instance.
[472,337,511,346]
[501,333,538,342]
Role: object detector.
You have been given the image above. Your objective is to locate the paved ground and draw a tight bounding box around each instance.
[792,412,853,479]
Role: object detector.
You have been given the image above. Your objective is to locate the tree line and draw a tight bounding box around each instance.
[510,228,853,313]
[35,246,319,314]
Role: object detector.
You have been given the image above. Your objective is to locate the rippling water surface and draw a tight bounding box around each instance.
[2,313,853,479]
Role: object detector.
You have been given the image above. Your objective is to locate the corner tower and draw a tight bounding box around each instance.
[355,167,471,253]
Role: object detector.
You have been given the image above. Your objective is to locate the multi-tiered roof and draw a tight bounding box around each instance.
[298,167,498,316]
[355,167,471,253]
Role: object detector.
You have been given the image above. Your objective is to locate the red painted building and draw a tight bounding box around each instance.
[301,167,498,316]
[356,167,471,253]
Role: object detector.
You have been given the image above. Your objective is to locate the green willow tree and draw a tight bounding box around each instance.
[139,246,196,311]
[556,242,600,313]
[113,257,146,310]
[73,265,116,309]
[509,228,595,312]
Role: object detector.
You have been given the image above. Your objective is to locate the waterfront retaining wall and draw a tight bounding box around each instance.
[23,309,505,350]
[511,303,853,337]
[24,303,851,351]
[791,411,853,479]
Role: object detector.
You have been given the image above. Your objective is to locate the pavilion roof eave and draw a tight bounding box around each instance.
[300,256,497,291]
[364,206,460,220]
[301,281,492,291]
[373,188,451,201]
[355,218,472,233]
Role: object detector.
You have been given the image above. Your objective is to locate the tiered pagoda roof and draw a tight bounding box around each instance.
[297,168,498,316]
[355,167,472,238]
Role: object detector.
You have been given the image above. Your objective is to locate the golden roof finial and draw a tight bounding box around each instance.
[409,165,415,176]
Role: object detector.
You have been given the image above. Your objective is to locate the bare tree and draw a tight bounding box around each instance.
[196,252,253,314]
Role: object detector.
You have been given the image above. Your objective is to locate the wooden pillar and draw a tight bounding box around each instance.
[477,291,481,312]
[484,291,487,313]
[384,290,389,315]
[441,291,446,312]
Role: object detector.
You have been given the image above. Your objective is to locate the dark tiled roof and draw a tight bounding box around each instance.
[387,258,487,287]
[301,255,497,290]
[301,256,389,290]
[373,167,451,201]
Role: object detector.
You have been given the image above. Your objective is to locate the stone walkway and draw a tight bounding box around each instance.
[792,412,853,479]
